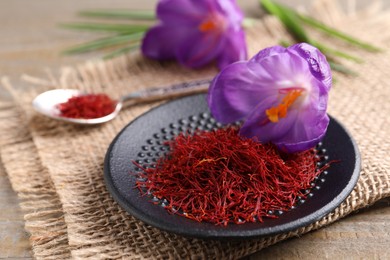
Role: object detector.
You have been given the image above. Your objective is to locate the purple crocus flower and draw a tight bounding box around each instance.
[208,43,332,153]
[141,0,247,70]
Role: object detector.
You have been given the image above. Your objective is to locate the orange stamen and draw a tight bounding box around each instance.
[266,89,303,123]
[199,20,217,32]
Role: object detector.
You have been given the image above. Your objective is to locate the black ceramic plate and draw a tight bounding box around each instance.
[104,94,360,239]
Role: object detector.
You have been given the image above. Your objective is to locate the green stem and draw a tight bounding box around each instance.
[329,61,358,76]
[260,0,310,42]
[311,40,363,63]
[271,1,382,52]
[78,10,155,20]
[60,23,150,34]
[103,44,140,59]
[62,33,143,54]
[298,13,382,52]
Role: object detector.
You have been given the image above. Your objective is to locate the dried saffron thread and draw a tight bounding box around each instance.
[135,127,329,226]
[56,93,116,119]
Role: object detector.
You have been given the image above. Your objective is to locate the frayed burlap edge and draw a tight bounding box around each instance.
[0,79,71,259]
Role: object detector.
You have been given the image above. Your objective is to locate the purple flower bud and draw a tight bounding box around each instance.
[141,0,247,70]
[208,43,332,153]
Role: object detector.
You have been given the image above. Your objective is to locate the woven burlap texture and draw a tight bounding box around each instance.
[1,1,390,259]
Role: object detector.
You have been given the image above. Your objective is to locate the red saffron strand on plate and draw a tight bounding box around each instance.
[56,93,116,119]
[135,127,327,226]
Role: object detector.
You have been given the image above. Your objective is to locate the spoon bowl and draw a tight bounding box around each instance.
[32,89,122,125]
[32,79,210,125]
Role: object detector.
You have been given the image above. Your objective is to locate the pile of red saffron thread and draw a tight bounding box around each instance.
[136,127,328,226]
[56,94,115,119]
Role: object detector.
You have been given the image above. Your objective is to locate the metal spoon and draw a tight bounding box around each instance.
[32,79,211,125]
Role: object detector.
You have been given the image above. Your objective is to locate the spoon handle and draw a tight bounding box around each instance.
[120,78,212,107]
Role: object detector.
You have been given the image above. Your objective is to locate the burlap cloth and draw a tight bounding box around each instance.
[0,1,389,259]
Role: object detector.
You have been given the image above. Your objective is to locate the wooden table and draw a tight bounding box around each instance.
[1,0,389,259]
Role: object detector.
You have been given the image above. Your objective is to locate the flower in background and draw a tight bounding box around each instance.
[208,43,331,153]
[141,0,247,70]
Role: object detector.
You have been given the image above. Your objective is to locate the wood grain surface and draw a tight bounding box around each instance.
[0,0,389,259]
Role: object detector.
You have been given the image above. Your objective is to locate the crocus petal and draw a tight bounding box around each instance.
[275,114,329,152]
[156,0,206,26]
[208,61,276,123]
[216,30,247,70]
[176,30,226,68]
[141,25,188,60]
[275,77,328,151]
[250,45,286,64]
[249,50,312,86]
[289,43,332,91]
[215,0,244,26]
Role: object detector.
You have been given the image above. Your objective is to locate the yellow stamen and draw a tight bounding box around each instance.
[199,20,217,32]
[265,90,303,123]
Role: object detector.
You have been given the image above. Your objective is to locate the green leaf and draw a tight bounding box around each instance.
[60,23,150,34]
[297,13,382,52]
[62,33,143,54]
[103,44,140,59]
[329,61,358,76]
[265,0,362,65]
[260,0,310,42]
[78,10,155,20]
[312,40,363,63]
[271,1,382,52]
